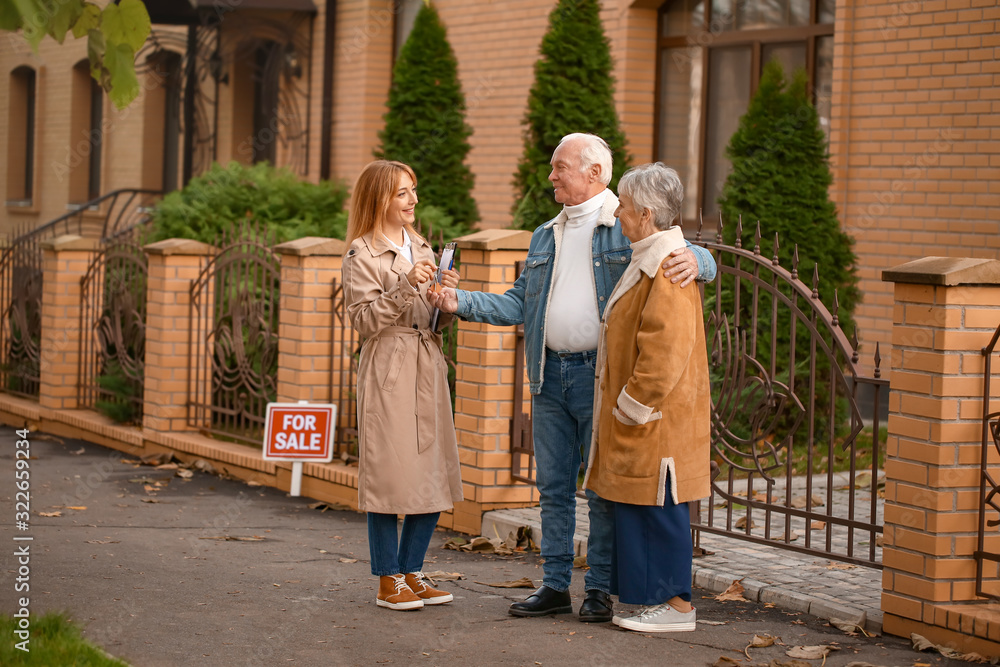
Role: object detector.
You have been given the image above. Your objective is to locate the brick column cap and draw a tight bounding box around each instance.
[455,229,532,251]
[274,237,346,257]
[883,257,1000,287]
[144,238,216,256]
[41,235,101,252]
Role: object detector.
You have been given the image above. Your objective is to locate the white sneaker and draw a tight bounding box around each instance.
[617,603,696,633]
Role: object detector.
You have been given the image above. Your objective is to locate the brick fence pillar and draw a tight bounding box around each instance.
[273,237,346,404]
[39,235,100,410]
[449,229,539,535]
[142,239,214,434]
[882,256,1000,655]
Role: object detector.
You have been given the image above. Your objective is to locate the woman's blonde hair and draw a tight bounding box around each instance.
[346,160,418,246]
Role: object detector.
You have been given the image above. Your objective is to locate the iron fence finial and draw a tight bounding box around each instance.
[735,215,743,249]
[753,221,761,256]
[811,264,820,299]
[772,233,780,266]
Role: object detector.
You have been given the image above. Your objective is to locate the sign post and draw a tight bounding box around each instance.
[262,401,336,497]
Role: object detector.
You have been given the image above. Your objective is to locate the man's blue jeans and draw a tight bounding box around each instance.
[367,512,440,576]
[531,350,613,594]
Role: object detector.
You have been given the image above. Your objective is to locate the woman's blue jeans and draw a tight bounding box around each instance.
[531,350,614,593]
[367,512,440,576]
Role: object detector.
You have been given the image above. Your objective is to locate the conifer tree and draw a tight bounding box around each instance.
[376,1,478,238]
[719,59,860,330]
[511,0,630,229]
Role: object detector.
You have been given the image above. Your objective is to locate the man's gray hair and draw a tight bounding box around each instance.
[617,162,684,230]
[558,133,613,186]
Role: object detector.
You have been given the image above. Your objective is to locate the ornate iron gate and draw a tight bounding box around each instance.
[695,223,886,567]
[188,224,279,445]
[0,233,42,398]
[78,233,148,423]
[975,321,1000,598]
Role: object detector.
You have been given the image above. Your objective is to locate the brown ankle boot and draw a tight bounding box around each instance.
[377,574,423,610]
[405,572,454,605]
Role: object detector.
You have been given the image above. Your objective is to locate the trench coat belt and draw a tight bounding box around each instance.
[376,325,443,454]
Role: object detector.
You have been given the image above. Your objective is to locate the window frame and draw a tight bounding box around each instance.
[6,66,37,207]
[653,0,834,225]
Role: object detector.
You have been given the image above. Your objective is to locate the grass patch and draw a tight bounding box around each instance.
[0,612,130,666]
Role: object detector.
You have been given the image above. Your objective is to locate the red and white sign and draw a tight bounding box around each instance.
[262,403,336,462]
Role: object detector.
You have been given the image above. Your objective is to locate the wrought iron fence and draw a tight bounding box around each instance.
[187,223,279,445]
[78,231,149,423]
[0,233,42,398]
[975,321,1000,599]
[509,260,534,485]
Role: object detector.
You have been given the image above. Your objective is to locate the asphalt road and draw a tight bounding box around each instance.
[0,427,968,667]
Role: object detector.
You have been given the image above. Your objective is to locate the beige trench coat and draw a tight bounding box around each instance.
[342,229,464,514]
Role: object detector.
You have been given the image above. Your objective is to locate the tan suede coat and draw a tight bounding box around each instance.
[583,228,711,507]
[342,229,463,514]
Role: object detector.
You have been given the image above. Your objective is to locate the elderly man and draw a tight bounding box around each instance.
[427,133,716,623]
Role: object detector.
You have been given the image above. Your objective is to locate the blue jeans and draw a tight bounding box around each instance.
[367,512,440,576]
[531,350,614,593]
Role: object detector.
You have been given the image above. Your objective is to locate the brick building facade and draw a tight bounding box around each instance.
[1,0,997,362]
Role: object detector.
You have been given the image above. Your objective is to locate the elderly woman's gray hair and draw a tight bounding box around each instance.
[558,133,613,186]
[617,163,684,230]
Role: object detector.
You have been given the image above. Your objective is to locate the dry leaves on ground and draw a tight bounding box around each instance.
[826,562,858,570]
[422,571,464,582]
[443,527,536,557]
[308,501,354,512]
[829,617,877,637]
[911,633,997,663]
[38,511,62,517]
[735,516,756,530]
[198,535,265,541]
[789,494,825,509]
[338,558,358,563]
[810,521,826,530]
[715,578,748,602]
[476,577,534,588]
[711,657,740,667]
[744,633,777,659]
[785,644,840,660]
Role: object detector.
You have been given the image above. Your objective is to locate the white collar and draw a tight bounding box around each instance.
[630,228,688,278]
[545,190,619,230]
[382,228,411,253]
[563,189,607,220]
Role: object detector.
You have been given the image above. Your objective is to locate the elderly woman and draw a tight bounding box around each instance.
[582,162,711,633]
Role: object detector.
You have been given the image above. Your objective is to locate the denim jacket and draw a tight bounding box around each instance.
[455,191,717,395]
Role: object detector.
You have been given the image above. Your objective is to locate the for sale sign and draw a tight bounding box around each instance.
[262,403,336,462]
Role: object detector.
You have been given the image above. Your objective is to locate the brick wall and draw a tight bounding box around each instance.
[829,0,1000,371]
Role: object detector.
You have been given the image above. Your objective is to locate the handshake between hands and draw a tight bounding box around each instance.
[407,260,460,313]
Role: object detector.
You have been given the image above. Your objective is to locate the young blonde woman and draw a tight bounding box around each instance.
[342,160,463,611]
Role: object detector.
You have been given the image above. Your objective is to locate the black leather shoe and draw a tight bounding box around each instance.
[578,589,613,623]
[508,586,573,617]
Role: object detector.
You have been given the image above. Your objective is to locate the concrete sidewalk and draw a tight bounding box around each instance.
[5,428,961,667]
[484,496,883,634]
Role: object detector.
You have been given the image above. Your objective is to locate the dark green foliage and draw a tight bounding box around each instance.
[719,60,859,330]
[376,2,478,236]
[96,359,140,424]
[512,0,630,229]
[149,161,348,244]
[716,60,860,443]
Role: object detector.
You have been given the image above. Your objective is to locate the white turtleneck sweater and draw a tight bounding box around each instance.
[545,189,607,352]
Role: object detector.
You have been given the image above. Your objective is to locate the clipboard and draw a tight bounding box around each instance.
[429,242,456,331]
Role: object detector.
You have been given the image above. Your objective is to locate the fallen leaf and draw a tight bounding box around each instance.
[66,506,87,511]
[698,620,727,626]
[121,458,142,465]
[785,645,839,660]
[129,477,159,484]
[770,531,799,542]
[422,571,464,582]
[809,521,826,530]
[789,494,825,509]
[911,633,992,662]
[442,537,468,550]
[154,463,179,470]
[141,498,161,503]
[86,540,120,544]
[749,634,775,648]
[141,452,176,466]
[573,555,589,569]
[827,562,857,570]
[770,660,813,667]
[338,558,358,563]
[247,481,263,487]
[198,535,265,541]
[476,577,534,588]
[68,446,83,454]
[711,657,740,667]
[191,459,217,474]
[38,511,62,517]
[735,516,755,529]
[829,618,876,637]
[308,501,352,512]
[715,578,748,602]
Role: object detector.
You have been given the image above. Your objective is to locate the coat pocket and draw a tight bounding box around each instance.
[605,415,660,478]
[523,253,551,298]
[376,338,407,392]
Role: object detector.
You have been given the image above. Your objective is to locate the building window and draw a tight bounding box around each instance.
[70,61,104,203]
[655,0,835,224]
[143,51,183,193]
[393,0,422,60]
[6,66,36,206]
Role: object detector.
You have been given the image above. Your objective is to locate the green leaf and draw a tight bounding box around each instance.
[71,1,99,39]
[0,0,25,31]
[104,41,138,109]
[87,27,105,82]
[100,0,149,53]
[12,0,45,50]
[48,0,83,44]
